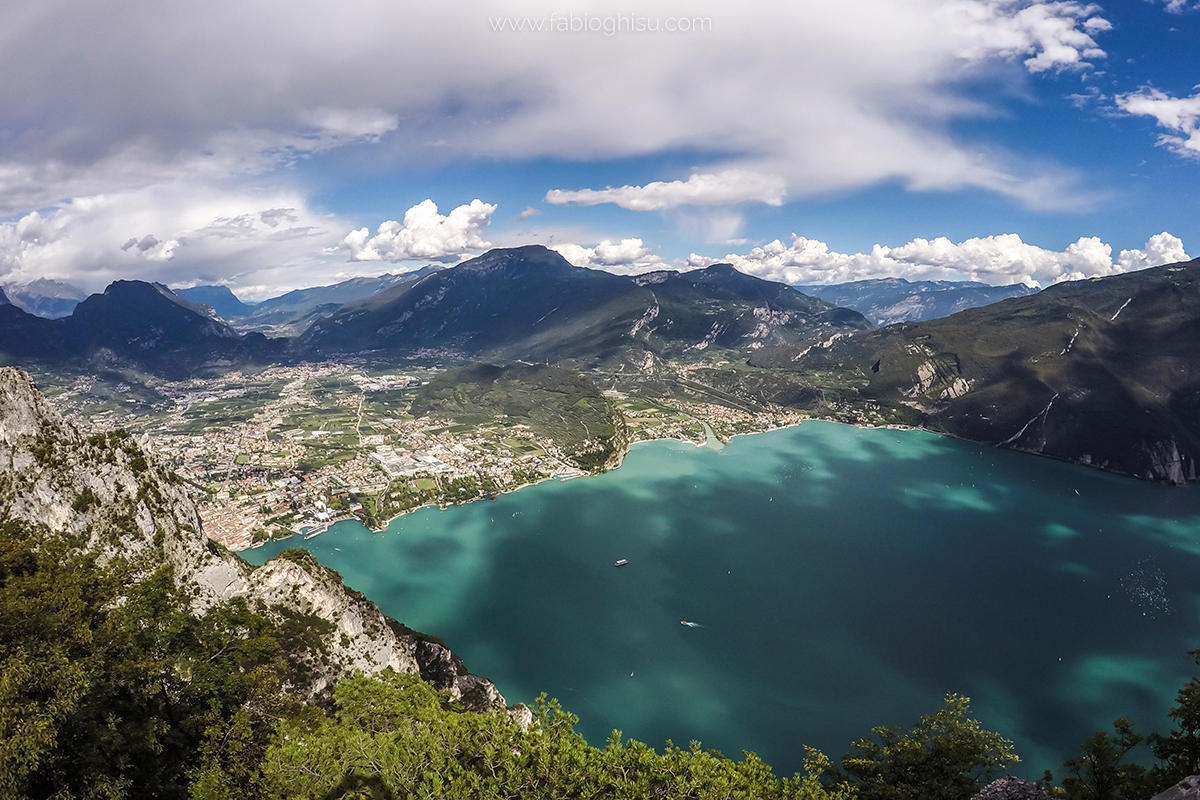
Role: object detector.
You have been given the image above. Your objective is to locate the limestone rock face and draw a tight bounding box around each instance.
[972,776,1054,800]
[0,366,507,713]
[1153,776,1200,800]
[969,777,1056,800]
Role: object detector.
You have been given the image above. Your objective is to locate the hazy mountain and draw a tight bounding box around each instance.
[238,268,441,335]
[0,280,282,377]
[754,258,1200,483]
[173,284,256,320]
[0,286,9,305]
[2,278,88,319]
[297,245,871,366]
[794,277,1038,325]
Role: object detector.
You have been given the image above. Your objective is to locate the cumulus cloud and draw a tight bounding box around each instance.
[939,0,1110,73]
[340,199,496,262]
[551,238,666,273]
[1117,87,1200,159]
[547,171,788,211]
[690,232,1190,287]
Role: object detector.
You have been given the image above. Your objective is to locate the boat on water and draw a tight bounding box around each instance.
[614,559,629,567]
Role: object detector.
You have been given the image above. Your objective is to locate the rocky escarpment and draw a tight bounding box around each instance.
[0,366,512,714]
[753,258,1200,485]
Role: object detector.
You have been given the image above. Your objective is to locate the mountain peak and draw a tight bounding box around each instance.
[698,262,739,275]
[0,286,9,305]
[457,245,575,274]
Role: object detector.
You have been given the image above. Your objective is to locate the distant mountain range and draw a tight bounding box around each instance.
[755,258,1200,483]
[229,268,443,335]
[0,247,868,377]
[1,278,88,319]
[6,246,1200,484]
[794,277,1038,325]
[299,245,870,367]
[173,285,257,320]
[0,280,280,378]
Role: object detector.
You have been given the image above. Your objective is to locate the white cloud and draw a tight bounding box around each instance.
[340,199,496,262]
[1115,231,1191,272]
[938,0,1109,73]
[301,107,399,141]
[551,238,666,273]
[691,232,1190,287]
[1116,87,1200,159]
[1153,0,1198,13]
[120,234,180,262]
[546,170,787,210]
[512,206,542,222]
[0,0,1117,222]
[0,185,345,296]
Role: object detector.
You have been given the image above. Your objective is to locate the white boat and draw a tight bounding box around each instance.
[614,559,629,567]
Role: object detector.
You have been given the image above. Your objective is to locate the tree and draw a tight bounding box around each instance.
[1061,717,1154,800]
[0,515,307,799]
[839,694,1017,800]
[261,671,859,799]
[1151,648,1200,786]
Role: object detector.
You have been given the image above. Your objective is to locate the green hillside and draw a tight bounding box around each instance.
[750,258,1200,483]
[410,362,630,471]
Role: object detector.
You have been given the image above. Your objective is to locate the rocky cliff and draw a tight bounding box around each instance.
[0,366,514,715]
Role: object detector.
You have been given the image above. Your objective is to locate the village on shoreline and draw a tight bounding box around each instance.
[37,361,810,551]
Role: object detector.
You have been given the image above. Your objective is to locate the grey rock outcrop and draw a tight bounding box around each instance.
[1153,776,1200,800]
[0,366,509,713]
[972,776,1054,800]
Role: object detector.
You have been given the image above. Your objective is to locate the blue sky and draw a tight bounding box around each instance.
[0,0,1197,298]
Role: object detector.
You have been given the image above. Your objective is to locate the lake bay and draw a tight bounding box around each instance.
[246,421,1200,779]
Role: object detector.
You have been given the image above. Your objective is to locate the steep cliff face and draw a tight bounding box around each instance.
[0,366,508,713]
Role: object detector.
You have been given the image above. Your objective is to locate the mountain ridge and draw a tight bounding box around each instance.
[753,257,1200,483]
[297,245,872,366]
[794,277,1038,325]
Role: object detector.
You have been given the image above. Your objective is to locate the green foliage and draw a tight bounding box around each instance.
[1060,718,1154,800]
[0,519,119,798]
[28,432,62,469]
[72,486,101,513]
[838,694,1017,800]
[0,519,308,799]
[1151,648,1200,785]
[262,671,854,800]
[410,362,629,471]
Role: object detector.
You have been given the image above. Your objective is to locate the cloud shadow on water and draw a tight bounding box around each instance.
[244,422,1200,779]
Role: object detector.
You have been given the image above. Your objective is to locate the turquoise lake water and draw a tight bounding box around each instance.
[246,421,1200,779]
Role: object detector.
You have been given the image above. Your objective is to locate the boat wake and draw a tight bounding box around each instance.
[680,620,703,628]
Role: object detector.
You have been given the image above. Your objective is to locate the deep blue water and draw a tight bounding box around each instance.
[246,421,1200,779]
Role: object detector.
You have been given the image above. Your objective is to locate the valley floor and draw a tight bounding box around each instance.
[31,360,808,550]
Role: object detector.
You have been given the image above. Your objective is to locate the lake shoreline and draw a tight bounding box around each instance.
[245,411,1180,553]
